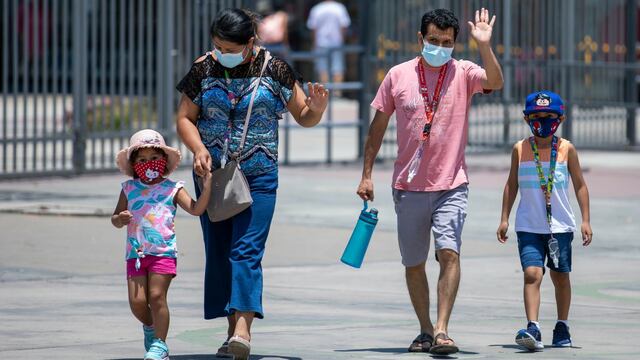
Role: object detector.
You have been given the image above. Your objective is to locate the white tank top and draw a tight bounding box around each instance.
[515,138,576,234]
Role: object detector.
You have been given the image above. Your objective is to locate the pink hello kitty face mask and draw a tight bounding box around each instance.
[133,158,167,183]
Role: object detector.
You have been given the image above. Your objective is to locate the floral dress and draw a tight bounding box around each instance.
[122,178,184,259]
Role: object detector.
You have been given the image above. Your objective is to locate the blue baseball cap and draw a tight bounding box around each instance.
[523,90,565,116]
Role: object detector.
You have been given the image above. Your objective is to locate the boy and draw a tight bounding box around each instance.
[497,90,593,351]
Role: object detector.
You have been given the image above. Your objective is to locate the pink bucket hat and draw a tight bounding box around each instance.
[116,129,182,176]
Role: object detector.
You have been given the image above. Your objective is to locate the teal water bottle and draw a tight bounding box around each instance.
[341,201,379,268]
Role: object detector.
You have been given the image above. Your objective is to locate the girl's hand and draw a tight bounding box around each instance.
[202,169,213,188]
[305,82,329,114]
[581,222,593,246]
[497,221,509,243]
[194,150,212,177]
[117,210,133,225]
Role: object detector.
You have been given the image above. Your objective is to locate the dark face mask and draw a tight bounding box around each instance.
[529,116,560,138]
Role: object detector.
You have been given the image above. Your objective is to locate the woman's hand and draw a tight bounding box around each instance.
[194,149,211,177]
[304,82,329,114]
[287,82,328,128]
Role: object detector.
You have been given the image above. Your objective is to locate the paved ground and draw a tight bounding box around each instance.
[0,150,639,359]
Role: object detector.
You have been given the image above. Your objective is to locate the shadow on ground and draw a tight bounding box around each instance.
[488,343,582,354]
[110,354,302,360]
[335,347,479,358]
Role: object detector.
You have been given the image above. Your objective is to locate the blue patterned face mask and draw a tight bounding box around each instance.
[422,41,453,67]
[529,116,560,138]
[214,46,247,68]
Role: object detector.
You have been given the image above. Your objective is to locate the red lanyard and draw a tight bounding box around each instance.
[417,58,448,140]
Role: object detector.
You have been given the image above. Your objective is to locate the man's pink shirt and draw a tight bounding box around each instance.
[371,57,489,191]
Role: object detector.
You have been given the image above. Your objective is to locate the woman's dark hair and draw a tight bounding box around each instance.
[420,9,459,40]
[210,8,259,44]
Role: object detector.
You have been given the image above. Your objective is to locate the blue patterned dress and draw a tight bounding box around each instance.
[176,49,301,320]
[176,49,300,176]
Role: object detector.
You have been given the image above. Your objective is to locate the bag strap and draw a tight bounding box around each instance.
[235,49,272,157]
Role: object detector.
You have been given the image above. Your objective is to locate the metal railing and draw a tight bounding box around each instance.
[368,0,639,159]
[0,0,244,179]
[1,0,638,179]
[279,45,366,165]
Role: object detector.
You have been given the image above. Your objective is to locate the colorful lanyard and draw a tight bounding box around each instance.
[221,67,248,167]
[528,135,558,226]
[417,58,449,140]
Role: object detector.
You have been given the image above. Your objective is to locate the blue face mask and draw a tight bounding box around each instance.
[529,116,560,138]
[213,46,247,68]
[422,41,453,67]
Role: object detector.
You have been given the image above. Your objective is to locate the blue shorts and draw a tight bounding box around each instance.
[517,231,573,273]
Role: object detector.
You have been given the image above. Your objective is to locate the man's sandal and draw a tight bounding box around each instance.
[408,332,434,352]
[429,332,459,355]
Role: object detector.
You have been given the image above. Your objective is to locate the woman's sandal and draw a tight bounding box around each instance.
[227,335,251,360]
[408,332,434,352]
[215,338,232,358]
[429,332,459,355]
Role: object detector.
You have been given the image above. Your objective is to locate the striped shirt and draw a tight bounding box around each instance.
[515,138,576,234]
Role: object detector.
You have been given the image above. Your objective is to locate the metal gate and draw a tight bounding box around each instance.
[0,0,243,179]
[1,0,638,179]
[364,0,639,159]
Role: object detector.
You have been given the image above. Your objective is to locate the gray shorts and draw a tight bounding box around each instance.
[393,184,468,267]
[314,47,345,75]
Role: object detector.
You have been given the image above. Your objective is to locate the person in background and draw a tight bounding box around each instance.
[257,0,290,59]
[307,0,351,91]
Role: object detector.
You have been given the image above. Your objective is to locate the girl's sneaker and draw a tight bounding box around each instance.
[552,322,572,347]
[515,322,544,351]
[143,325,155,351]
[144,338,169,360]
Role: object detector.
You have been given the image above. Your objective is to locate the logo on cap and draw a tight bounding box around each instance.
[535,93,551,107]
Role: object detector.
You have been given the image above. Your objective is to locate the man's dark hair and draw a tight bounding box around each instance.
[420,9,459,40]
[210,8,258,44]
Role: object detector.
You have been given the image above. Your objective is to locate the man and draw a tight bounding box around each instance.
[357,8,503,355]
[306,0,351,87]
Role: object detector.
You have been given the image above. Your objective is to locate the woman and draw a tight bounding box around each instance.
[175,8,328,360]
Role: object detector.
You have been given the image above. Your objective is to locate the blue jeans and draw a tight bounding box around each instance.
[517,231,573,273]
[194,169,278,319]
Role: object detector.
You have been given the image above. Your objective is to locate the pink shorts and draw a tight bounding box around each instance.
[126,255,177,278]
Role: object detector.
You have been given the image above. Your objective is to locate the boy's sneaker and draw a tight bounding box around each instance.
[144,338,169,360]
[143,325,155,351]
[515,322,544,351]
[552,321,572,347]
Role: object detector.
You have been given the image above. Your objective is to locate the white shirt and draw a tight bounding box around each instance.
[306,1,351,48]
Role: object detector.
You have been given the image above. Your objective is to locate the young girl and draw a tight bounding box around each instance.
[112,129,212,360]
[497,91,592,351]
